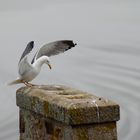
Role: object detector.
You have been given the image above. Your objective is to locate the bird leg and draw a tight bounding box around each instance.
[23,81,33,87]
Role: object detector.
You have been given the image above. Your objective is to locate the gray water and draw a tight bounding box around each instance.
[0,0,140,139]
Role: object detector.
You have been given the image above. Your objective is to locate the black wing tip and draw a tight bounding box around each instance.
[62,40,77,48]
[28,41,34,47]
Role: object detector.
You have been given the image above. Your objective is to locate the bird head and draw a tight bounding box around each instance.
[44,56,52,69]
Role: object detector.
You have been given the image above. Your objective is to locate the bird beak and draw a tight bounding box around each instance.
[48,63,52,69]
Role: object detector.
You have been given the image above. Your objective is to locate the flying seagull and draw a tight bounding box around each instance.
[9,40,77,87]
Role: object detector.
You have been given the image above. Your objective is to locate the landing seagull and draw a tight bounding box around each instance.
[9,40,77,87]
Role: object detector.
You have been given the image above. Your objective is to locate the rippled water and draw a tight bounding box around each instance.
[0,1,140,140]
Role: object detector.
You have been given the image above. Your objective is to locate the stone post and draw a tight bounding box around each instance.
[16,85,120,140]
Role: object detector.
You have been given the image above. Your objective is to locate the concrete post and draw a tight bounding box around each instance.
[16,85,120,140]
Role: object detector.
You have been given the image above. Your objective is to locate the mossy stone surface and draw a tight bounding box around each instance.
[16,85,120,125]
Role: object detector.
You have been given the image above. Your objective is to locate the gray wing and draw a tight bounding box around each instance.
[19,41,34,63]
[18,57,33,76]
[31,40,77,64]
[18,41,34,76]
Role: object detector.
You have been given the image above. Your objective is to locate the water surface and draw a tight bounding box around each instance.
[0,1,140,139]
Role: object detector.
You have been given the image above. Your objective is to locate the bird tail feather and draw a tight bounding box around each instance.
[8,79,22,85]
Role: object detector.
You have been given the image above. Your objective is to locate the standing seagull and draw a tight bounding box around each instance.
[9,40,77,86]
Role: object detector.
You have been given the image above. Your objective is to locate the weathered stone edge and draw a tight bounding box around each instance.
[16,86,120,125]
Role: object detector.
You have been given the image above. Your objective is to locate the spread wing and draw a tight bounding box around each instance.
[18,41,34,75]
[19,41,34,63]
[31,40,77,64]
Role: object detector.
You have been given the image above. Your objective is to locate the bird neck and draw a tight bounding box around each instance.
[32,56,50,71]
[32,56,47,70]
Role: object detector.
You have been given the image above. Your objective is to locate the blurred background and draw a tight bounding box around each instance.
[0,0,140,139]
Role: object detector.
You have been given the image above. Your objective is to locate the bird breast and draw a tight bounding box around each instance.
[20,68,39,82]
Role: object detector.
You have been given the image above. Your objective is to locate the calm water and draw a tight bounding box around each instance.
[0,1,140,139]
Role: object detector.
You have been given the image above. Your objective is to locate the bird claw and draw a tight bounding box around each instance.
[23,82,33,87]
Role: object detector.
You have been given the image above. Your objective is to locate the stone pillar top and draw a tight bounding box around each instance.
[16,85,120,125]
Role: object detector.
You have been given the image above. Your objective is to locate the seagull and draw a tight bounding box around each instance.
[9,40,77,87]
